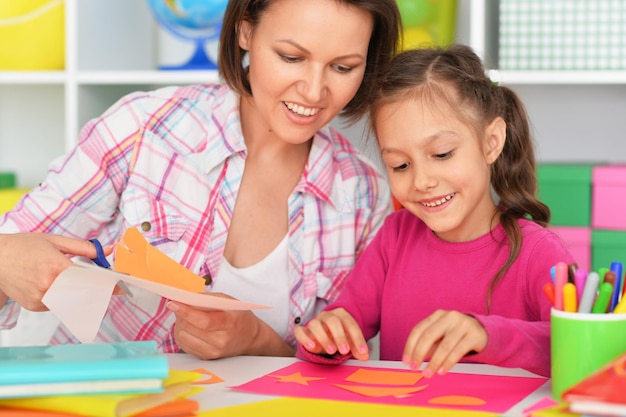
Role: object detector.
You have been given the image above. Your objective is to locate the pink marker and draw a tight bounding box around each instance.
[574,268,587,303]
[554,262,568,311]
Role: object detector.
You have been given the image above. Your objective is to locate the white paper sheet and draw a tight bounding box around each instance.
[42,261,270,343]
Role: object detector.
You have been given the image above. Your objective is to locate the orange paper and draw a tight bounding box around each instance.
[114,227,205,293]
[133,398,199,417]
[345,368,424,385]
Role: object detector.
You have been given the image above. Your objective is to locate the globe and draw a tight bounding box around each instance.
[146,0,229,70]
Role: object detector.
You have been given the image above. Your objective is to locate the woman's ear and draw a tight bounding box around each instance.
[484,117,506,164]
[238,20,253,51]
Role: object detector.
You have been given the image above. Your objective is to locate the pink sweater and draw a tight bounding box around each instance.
[297,209,575,377]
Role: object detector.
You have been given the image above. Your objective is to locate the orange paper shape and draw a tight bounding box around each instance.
[190,368,224,385]
[428,395,486,406]
[333,383,428,398]
[268,372,326,386]
[133,398,199,417]
[114,227,205,293]
[345,368,424,386]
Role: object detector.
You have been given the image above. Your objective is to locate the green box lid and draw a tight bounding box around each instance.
[537,164,594,182]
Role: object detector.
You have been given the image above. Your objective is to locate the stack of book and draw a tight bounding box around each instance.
[0,341,201,417]
[562,350,626,416]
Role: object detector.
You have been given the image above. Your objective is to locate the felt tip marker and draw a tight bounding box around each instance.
[578,272,599,314]
[542,282,555,307]
[554,262,568,311]
[610,261,623,312]
[573,268,587,302]
[563,282,578,312]
[592,282,613,314]
[614,295,626,314]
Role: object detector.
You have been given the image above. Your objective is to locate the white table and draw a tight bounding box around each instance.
[166,354,552,416]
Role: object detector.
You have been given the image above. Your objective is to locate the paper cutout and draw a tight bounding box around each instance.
[527,403,578,417]
[428,396,486,406]
[42,261,270,343]
[190,368,224,385]
[333,383,427,398]
[202,397,498,417]
[268,372,326,386]
[232,361,548,414]
[114,227,205,293]
[345,368,424,385]
[133,398,199,417]
[522,397,560,415]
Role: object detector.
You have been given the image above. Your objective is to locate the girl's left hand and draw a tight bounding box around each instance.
[402,309,487,377]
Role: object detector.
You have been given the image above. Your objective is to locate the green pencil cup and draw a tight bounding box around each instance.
[551,308,626,400]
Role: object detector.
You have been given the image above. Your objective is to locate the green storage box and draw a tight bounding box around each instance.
[591,229,626,272]
[0,172,16,189]
[537,164,593,226]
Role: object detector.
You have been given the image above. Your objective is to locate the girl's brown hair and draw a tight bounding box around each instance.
[219,0,401,123]
[371,44,551,311]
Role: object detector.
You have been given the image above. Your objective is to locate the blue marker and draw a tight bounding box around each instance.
[609,261,623,312]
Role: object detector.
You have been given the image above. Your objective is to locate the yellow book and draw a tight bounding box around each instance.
[0,369,202,417]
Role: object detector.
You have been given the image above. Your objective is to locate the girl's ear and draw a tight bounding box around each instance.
[238,20,253,51]
[484,117,506,164]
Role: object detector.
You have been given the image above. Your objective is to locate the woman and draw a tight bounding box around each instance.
[0,0,400,359]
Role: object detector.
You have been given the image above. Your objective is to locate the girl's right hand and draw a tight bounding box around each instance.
[293,307,369,361]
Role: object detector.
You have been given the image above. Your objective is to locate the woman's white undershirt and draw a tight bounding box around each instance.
[212,235,290,339]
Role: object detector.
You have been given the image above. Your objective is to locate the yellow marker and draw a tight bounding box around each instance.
[563,282,578,312]
[614,296,626,314]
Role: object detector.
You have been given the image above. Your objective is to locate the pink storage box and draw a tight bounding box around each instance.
[550,226,591,272]
[592,165,626,230]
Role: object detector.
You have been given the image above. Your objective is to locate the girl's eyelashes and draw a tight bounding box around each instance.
[434,150,454,160]
[391,162,410,172]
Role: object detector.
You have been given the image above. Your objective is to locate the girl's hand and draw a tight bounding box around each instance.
[293,307,369,361]
[403,309,487,377]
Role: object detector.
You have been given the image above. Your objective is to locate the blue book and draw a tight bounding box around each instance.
[0,341,169,398]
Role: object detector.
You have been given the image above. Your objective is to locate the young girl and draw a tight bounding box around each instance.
[294,44,574,378]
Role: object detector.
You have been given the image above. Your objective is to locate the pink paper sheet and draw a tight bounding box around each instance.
[232,361,548,414]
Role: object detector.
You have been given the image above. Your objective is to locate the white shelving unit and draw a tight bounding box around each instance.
[469,1,626,163]
[4,0,625,188]
[0,0,220,188]
[1,0,625,345]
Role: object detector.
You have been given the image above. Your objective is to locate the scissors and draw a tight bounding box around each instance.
[89,238,133,297]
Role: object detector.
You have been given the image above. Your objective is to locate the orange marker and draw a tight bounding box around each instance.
[563,282,578,312]
[542,282,555,307]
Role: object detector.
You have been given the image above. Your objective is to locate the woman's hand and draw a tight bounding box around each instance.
[294,307,369,361]
[403,309,487,377]
[0,233,104,311]
[168,293,294,359]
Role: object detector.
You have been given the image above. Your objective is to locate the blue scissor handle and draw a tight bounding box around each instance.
[89,238,111,269]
